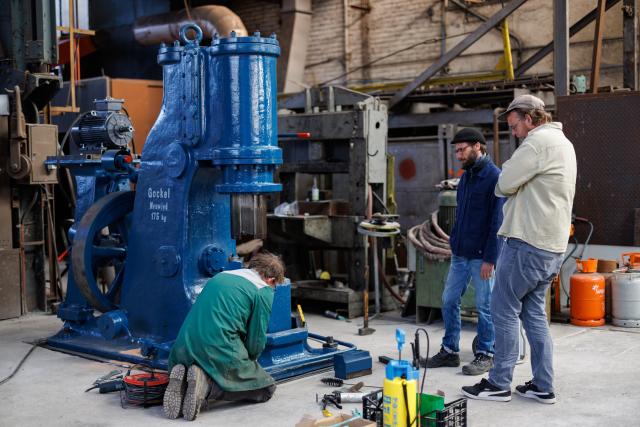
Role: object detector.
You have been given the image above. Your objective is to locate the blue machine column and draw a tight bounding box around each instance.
[48,25,369,378]
[119,25,283,342]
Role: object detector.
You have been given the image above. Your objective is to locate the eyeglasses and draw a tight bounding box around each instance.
[454,145,472,154]
[508,119,521,131]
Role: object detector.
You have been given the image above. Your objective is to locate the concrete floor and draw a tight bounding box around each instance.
[1,311,639,426]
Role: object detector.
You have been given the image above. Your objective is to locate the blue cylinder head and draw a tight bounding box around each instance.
[207,31,282,193]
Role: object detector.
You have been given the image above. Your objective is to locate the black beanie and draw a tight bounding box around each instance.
[451,128,486,145]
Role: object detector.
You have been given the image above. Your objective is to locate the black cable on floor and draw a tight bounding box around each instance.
[0,339,46,386]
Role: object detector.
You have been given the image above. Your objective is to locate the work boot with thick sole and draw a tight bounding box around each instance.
[426,347,460,368]
[163,364,186,419]
[462,353,494,376]
[182,365,211,421]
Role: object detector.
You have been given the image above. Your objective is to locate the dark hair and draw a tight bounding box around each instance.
[248,251,285,284]
[515,108,552,126]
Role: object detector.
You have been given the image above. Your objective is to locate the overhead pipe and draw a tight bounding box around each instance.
[133,5,247,46]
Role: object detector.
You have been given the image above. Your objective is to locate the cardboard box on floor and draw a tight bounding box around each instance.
[295,413,376,427]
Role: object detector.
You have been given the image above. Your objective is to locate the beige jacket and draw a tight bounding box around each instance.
[495,122,577,253]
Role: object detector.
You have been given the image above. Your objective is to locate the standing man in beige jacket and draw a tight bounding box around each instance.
[462,95,577,404]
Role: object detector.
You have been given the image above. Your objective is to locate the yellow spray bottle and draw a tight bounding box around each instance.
[383,328,419,427]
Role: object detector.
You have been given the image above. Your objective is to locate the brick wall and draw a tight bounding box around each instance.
[228,0,281,37]
[229,0,624,89]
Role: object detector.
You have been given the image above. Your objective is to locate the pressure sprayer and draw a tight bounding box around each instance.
[383,329,419,427]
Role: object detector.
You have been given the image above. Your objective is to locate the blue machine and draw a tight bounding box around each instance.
[47,24,367,380]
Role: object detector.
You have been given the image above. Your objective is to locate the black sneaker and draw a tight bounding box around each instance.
[462,353,494,376]
[461,378,511,402]
[426,347,460,368]
[515,380,556,404]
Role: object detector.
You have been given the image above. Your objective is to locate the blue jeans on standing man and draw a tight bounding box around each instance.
[488,238,563,393]
[442,255,495,355]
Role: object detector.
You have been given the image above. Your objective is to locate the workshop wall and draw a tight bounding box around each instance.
[80,1,624,90]
[230,0,624,91]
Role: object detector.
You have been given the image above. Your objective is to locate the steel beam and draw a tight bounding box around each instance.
[515,0,621,78]
[554,0,570,97]
[449,0,523,65]
[388,0,527,110]
[590,0,608,93]
[389,109,495,129]
[623,0,638,89]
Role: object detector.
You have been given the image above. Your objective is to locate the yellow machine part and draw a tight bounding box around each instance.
[383,377,417,427]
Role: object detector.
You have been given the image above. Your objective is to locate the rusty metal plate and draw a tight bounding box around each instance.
[388,139,442,230]
[28,124,59,184]
[0,249,21,320]
[557,92,640,246]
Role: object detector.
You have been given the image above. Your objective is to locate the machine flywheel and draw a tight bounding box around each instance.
[71,191,135,312]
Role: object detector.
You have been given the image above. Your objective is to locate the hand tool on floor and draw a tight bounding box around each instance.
[320,377,380,390]
[317,393,343,411]
[85,370,124,393]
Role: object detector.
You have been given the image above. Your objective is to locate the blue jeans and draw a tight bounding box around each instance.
[488,238,563,392]
[441,255,495,355]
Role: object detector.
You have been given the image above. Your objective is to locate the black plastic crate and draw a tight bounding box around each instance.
[420,398,467,427]
[362,390,383,427]
[362,391,467,427]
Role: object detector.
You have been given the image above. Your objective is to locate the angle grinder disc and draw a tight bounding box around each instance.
[359,220,401,231]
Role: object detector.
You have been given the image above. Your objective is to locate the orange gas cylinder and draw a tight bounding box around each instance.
[570,267,605,327]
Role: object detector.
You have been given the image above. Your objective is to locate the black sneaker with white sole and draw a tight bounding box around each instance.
[515,380,556,404]
[461,378,511,402]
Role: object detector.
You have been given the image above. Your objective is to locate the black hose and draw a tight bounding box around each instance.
[0,340,46,386]
[579,221,594,259]
[411,328,430,427]
[57,111,91,164]
[20,190,40,224]
[559,236,579,301]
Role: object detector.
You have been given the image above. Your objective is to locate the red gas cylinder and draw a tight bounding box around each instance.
[570,259,605,326]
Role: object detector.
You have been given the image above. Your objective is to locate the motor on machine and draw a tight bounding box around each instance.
[47,24,368,380]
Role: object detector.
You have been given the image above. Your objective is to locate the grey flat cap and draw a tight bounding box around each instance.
[499,94,545,119]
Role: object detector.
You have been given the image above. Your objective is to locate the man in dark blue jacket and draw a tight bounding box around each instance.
[427,128,504,375]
